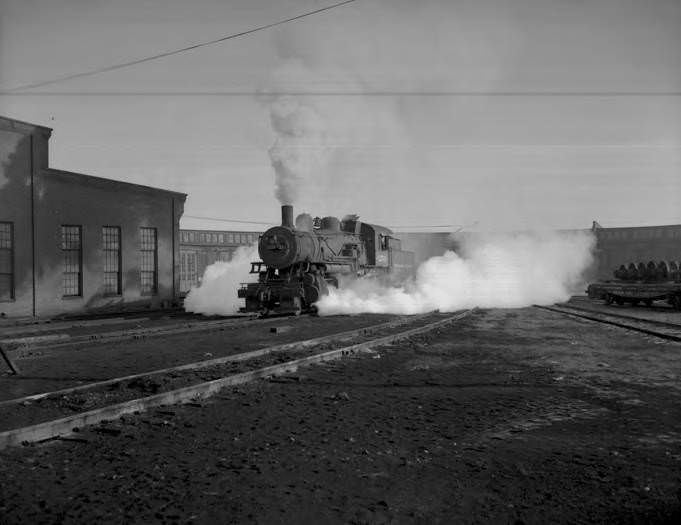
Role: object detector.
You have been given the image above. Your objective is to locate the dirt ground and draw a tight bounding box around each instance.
[0,314,397,401]
[1,307,680,524]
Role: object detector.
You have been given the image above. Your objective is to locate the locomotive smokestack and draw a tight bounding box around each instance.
[281,205,294,228]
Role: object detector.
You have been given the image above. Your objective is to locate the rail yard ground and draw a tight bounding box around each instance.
[1,303,681,524]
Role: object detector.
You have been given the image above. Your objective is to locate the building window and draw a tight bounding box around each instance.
[140,227,157,295]
[180,251,197,292]
[61,225,82,297]
[227,233,234,243]
[0,222,14,301]
[102,226,122,295]
[218,234,224,244]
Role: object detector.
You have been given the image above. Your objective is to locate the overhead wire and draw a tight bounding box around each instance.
[0,0,356,93]
[182,215,473,230]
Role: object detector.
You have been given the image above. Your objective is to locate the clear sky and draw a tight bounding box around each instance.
[1,0,679,232]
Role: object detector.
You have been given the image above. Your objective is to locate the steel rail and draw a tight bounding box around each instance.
[1,315,264,354]
[555,303,681,331]
[0,313,432,408]
[534,305,681,343]
[0,316,150,336]
[0,310,472,449]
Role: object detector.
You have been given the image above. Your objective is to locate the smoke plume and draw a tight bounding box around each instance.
[316,230,595,315]
[268,96,329,205]
[183,244,259,315]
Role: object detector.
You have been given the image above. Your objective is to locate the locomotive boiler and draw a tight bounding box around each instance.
[238,205,414,314]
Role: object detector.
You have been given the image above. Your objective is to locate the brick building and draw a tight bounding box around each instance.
[591,222,681,280]
[0,115,186,318]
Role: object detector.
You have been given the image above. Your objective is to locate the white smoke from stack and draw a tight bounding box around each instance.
[262,58,411,217]
[184,244,259,316]
[316,230,595,315]
[268,96,329,206]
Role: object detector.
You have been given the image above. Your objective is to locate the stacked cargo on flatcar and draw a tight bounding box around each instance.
[587,259,681,309]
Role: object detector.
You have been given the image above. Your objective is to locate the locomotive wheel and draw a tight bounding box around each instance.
[644,299,653,307]
[604,294,614,305]
[615,297,624,306]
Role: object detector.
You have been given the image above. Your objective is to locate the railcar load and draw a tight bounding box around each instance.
[587,260,681,310]
[238,205,414,315]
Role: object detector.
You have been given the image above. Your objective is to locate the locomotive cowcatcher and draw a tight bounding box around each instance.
[237,205,414,315]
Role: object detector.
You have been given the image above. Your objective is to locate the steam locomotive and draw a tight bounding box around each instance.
[238,205,414,314]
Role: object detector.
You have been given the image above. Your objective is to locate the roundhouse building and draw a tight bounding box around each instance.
[0,115,186,318]
[591,222,681,280]
[179,230,260,293]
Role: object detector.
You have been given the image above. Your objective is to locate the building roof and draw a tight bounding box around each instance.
[0,115,53,137]
[594,223,681,231]
[45,168,187,200]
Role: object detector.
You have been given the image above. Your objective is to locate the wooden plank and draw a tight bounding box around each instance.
[0,345,20,375]
[0,310,471,449]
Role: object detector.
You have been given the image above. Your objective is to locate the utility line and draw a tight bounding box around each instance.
[3,90,681,97]
[0,0,356,93]
[183,216,274,226]
[183,215,472,230]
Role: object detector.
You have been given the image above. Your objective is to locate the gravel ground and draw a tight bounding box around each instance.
[0,314,397,401]
[1,307,680,524]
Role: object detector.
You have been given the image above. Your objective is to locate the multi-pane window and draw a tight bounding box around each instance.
[180,251,198,292]
[102,226,121,295]
[0,222,14,301]
[140,227,157,295]
[61,225,82,297]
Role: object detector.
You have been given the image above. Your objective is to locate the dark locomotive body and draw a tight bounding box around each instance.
[587,260,681,309]
[238,205,414,314]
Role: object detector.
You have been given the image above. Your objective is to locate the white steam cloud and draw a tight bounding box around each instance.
[183,244,259,316]
[316,230,595,315]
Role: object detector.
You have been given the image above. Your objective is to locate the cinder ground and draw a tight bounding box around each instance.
[1,307,680,524]
[0,314,397,401]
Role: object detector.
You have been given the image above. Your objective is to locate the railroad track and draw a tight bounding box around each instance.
[0,314,263,357]
[558,303,681,331]
[0,309,473,449]
[534,304,681,342]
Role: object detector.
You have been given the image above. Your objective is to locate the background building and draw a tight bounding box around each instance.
[591,222,681,280]
[179,230,260,293]
[0,115,186,318]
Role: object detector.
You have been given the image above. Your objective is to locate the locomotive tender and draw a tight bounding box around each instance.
[238,205,414,314]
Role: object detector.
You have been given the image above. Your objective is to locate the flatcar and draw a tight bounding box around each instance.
[237,205,414,315]
[587,260,681,310]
